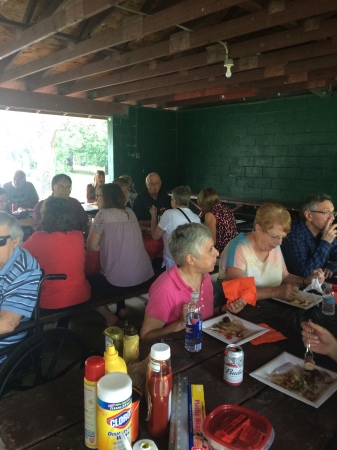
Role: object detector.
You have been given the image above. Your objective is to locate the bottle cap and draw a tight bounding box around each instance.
[85,356,105,382]
[104,344,119,360]
[191,292,199,301]
[150,343,170,361]
[125,324,138,336]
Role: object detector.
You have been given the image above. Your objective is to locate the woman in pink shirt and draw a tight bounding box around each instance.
[140,222,245,342]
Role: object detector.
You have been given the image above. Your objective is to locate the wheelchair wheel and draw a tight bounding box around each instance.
[0,328,89,398]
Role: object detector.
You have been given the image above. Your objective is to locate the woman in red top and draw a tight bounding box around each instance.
[23,196,91,309]
[197,187,238,254]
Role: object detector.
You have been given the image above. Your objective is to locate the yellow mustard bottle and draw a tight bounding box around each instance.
[123,324,139,365]
[104,344,127,374]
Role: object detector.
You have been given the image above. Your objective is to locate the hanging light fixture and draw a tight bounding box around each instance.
[220,41,234,78]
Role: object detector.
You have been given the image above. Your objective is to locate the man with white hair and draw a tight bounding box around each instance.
[0,212,41,359]
[133,172,171,227]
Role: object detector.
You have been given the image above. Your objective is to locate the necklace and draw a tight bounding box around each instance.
[179,268,202,292]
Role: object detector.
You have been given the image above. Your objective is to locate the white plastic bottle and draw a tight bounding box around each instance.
[185,292,202,352]
[97,372,132,450]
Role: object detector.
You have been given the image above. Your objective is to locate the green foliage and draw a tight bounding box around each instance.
[53,118,108,172]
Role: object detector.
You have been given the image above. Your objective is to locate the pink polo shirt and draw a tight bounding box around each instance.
[146,265,214,325]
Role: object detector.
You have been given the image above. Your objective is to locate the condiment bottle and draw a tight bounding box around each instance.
[185,291,202,352]
[123,324,139,365]
[103,326,124,356]
[146,343,173,437]
[104,344,127,374]
[84,356,105,449]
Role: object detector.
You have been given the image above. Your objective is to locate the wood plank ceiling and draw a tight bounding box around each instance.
[0,0,336,117]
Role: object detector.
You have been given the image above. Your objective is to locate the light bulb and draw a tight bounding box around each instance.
[224,58,234,78]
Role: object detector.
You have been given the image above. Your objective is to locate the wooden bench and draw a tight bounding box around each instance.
[0,274,159,344]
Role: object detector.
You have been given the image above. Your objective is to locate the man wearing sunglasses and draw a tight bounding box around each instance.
[282,194,337,279]
[0,212,41,359]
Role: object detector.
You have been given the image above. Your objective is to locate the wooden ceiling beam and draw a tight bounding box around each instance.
[31,1,337,93]
[0,0,123,60]
[0,0,244,83]
[113,53,337,104]
[89,38,337,99]
[0,86,127,116]
[141,73,337,108]
[23,0,39,25]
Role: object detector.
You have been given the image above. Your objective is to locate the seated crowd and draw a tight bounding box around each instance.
[1,168,337,367]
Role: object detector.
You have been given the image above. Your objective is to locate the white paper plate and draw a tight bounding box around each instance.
[202,312,269,345]
[272,291,322,309]
[250,352,337,408]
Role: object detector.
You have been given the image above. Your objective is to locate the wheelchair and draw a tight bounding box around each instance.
[0,274,90,398]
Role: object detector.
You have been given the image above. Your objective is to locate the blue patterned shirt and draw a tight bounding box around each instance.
[281,220,337,277]
[0,247,41,349]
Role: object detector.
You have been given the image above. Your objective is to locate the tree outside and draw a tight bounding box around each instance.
[0,111,108,202]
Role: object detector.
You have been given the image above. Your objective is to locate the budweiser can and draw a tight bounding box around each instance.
[224,344,244,386]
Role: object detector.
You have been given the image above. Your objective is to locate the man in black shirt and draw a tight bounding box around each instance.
[133,172,171,227]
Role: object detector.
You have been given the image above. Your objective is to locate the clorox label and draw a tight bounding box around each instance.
[107,408,132,428]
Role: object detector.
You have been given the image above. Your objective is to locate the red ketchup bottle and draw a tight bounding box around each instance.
[146,343,173,437]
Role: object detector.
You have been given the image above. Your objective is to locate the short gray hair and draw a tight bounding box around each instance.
[172,186,191,207]
[301,194,332,219]
[0,212,24,244]
[168,223,212,267]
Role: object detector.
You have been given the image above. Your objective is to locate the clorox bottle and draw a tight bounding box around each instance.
[97,372,132,450]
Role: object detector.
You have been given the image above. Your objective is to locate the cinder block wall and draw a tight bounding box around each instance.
[177,94,337,203]
[112,95,337,203]
[112,106,177,192]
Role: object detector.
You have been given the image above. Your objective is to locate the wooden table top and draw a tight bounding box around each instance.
[2,301,337,449]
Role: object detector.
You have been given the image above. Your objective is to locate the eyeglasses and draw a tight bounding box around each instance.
[54,184,71,190]
[0,235,11,247]
[264,229,287,242]
[309,210,337,217]
[95,195,103,200]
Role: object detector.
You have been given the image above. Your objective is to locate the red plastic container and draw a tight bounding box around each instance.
[202,404,274,450]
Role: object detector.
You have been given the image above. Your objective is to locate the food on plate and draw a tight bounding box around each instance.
[288,295,310,306]
[271,365,334,401]
[210,315,247,339]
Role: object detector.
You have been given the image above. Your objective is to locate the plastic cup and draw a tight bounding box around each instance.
[132,387,142,442]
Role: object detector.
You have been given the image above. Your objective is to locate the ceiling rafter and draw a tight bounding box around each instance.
[0,0,336,113]
[0,0,124,61]
[0,0,247,83]
[28,0,337,96]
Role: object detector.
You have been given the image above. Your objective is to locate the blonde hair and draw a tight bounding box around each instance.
[254,203,291,234]
[197,187,219,213]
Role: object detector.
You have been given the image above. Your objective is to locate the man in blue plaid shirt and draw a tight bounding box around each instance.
[282,194,337,279]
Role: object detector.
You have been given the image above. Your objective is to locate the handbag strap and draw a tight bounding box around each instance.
[177,208,191,223]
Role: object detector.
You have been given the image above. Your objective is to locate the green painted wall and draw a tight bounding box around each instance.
[177,94,337,203]
[112,95,337,203]
[112,106,176,192]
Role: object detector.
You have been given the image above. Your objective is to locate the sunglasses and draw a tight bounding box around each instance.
[0,235,11,247]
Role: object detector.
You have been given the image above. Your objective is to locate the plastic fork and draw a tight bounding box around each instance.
[304,319,315,371]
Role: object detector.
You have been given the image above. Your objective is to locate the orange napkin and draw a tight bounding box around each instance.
[250,323,286,345]
[222,277,257,306]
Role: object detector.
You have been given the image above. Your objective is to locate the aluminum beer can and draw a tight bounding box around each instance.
[224,344,244,386]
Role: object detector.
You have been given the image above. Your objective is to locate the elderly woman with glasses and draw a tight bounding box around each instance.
[140,223,246,342]
[32,174,88,232]
[217,203,324,302]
